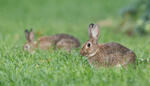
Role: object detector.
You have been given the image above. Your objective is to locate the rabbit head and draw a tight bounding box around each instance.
[24,29,36,53]
[80,23,100,57]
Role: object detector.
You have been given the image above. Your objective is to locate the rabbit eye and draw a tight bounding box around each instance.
[87,42,91,48]
[24,44,30,49]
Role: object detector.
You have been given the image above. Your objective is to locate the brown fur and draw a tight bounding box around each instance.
[24,29,80,53]
[80,24,136,68]
[37,34,80,50]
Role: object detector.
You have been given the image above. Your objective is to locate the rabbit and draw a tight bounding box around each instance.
[80,23,136,68]
[24,29,80,53]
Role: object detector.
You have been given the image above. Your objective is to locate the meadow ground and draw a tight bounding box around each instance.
[0,0,150,86]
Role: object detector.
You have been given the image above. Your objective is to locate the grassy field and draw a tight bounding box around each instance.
[0,0,150,86]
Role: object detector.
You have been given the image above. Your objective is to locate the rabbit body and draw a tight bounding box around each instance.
[24,29,80,53]
[37,34,80,50]
[86,42,135,67]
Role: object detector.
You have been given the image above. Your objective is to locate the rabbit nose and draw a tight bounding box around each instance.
[80,50,87,56]
[80,50,83,55]
[80,50,84,56]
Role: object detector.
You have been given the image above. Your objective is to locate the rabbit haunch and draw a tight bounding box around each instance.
[24,29,80,53]
[80,23,136,68]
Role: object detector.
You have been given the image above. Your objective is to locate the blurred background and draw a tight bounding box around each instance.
[0,0,150,58]
[0,0,134,42]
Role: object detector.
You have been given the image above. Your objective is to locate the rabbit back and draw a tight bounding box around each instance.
[89,42,136,67]
[54,34,80,51]
[37,34,80,51]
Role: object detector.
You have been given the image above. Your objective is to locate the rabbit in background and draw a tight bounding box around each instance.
[24,29,80,53]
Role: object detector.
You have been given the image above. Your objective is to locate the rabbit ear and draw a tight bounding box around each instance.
[29,28,34,42]
[88,23,99,42]
[25,29,30,41]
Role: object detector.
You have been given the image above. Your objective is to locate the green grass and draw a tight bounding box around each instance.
[0,0,150,86]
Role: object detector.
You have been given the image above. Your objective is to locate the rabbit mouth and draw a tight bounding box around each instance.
[87,49,98,58]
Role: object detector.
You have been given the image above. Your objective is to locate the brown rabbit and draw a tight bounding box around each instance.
[24,29,80,53]
[80,23,136,68]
